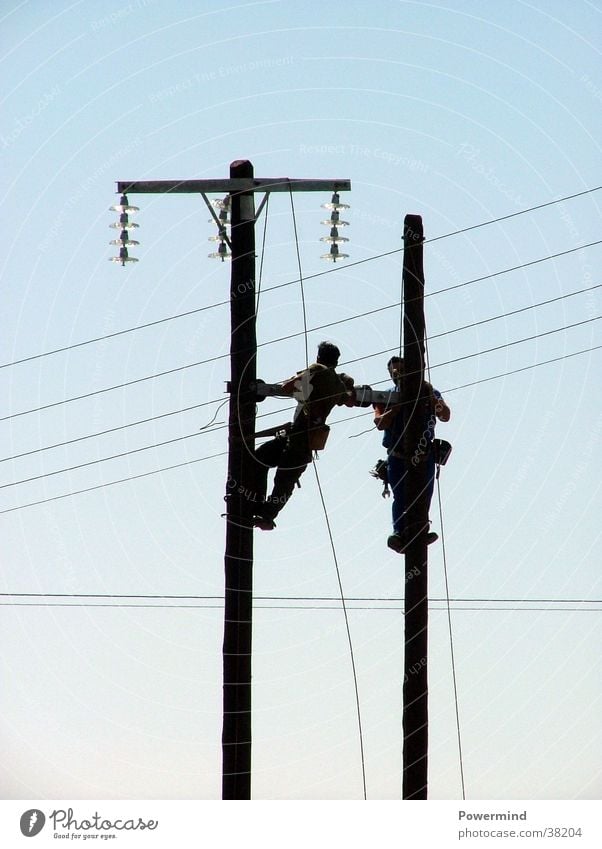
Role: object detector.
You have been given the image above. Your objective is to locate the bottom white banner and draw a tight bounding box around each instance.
[1,800,600,848]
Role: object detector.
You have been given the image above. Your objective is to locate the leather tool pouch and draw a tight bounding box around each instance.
[308,424,330,451]
[433,438,452,466]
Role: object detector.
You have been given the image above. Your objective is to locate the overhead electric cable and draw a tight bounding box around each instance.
[425,185,602,244]
[3,336,600,493]
[0,296,231,370]
[341,316,601,373]
[2,344,599,515]
[434,315,601,368]
[3,592,599,604]
[3,240,600,427]
[2,185,600,372]
[3,281,598,463]
[0,351,229,422]
[0,429,212,491]
[0,450,227,516]
[425,242,602,301]
[443,344,602,393]
[0,398,226,464]
[4,242,599,425]
[3,601,600,611]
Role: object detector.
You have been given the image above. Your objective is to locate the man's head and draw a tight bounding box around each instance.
[317,341,341,368]
[387,356,404,381]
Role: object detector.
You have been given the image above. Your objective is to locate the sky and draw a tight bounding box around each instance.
[1,0,601,803]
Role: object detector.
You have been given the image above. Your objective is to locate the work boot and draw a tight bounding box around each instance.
[387,532,407,554]
[254,516,276,531]
[388,530,438,552]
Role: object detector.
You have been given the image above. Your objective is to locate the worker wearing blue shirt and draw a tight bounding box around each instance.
[373,356,451,554]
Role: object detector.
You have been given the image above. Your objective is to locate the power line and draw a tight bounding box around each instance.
[289,188,602,287]
[1,599,599,612]
[443,344,602,394]
[0,398,225,465]
[434,315,601,369]
[428,284,602,342]
[0,450,227,516]
[0,295,231,371]
[3,241,600,424]
[2,341,600,506]
[2,185,600,372]
[426,241,602,301]
[258,258,602,359]
[341,284,602,367]
[0,351,229,423]
[342,317,602,383]
[3,592,599,603]
[4,281,598,462]
[425,185,602,245]
[3,281,598,468]
[0,429,213,491]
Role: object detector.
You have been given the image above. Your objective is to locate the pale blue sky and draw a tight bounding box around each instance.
[1,0,601,801]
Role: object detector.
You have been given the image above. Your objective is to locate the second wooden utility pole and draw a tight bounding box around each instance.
[401,214,429,799]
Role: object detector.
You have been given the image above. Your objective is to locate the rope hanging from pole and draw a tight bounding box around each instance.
[288,189,368,801]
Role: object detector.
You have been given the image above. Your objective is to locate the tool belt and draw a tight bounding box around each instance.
[254,420,330,452]
[254,421,292,439]
[388,438,452,465]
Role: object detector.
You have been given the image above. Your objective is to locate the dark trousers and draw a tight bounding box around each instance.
[388,450,436,536]
[254,429,312,521]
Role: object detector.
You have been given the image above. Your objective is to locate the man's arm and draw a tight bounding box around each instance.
[434,393,451,422]
[337,372,356,407]
[276,373,301,397]
[373,402,399,431]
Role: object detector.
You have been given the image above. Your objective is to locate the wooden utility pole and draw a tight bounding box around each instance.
[114,166,350,800]
[222,160,256,799]
[401,214,429,799]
